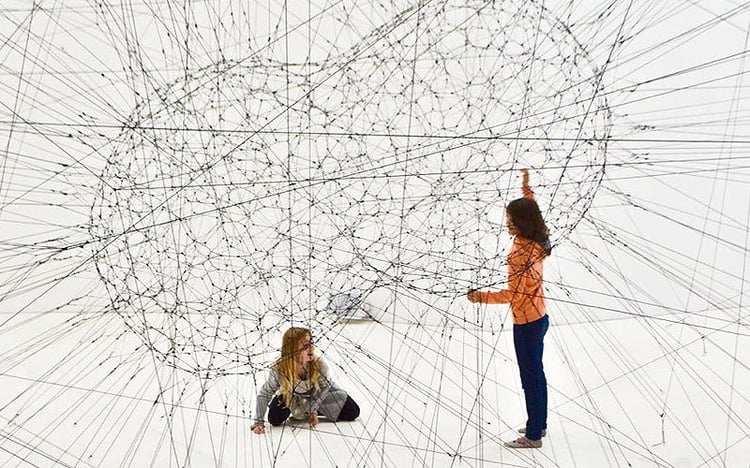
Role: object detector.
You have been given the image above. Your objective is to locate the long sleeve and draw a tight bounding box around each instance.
[473,238,547,324]
[522,169,535,200]
[474,239,533,304]
[310,359,334,414]
[253,368,281,426]
[475,288,513,304]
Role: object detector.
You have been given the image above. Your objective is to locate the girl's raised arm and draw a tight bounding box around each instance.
[521,168,535,200]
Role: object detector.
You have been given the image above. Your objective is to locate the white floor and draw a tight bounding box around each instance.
[1,304,748,468]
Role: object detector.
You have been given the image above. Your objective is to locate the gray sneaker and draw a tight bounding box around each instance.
[505,436,542,448]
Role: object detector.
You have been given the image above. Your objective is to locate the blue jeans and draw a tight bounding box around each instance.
[513,314,549,441]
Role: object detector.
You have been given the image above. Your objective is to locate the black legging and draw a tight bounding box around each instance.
[268,395,360,426]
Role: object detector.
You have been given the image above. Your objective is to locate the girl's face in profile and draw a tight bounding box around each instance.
[506,211,519,236]
[296,333,315,365]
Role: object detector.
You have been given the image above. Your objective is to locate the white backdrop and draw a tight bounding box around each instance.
[1,1,749,466]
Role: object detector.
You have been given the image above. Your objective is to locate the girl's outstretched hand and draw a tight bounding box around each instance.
[467,290,482,303]
[309,412,319,428]
[251,424,265,434]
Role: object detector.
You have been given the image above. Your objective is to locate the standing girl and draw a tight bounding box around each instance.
[467,168,551,448]
[251,327,360,433]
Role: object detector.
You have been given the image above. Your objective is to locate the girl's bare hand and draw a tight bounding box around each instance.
[252,424,265,434]
[467,290,481,303]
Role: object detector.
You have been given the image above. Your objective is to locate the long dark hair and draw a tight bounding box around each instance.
[506,197,550,249]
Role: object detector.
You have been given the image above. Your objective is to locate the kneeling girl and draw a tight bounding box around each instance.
[251,327,360,433]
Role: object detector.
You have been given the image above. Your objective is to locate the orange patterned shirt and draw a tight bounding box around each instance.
[474,236,547,324]
[473,172,548,324]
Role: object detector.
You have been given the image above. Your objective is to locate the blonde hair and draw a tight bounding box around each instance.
[274,327,321,405]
